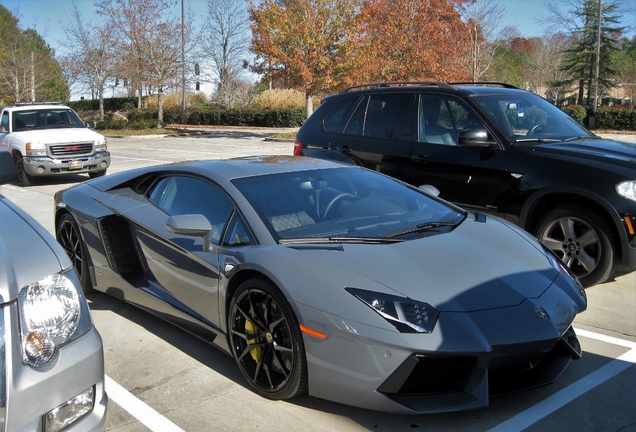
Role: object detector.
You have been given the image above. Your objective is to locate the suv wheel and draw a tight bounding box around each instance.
[13,154,34,187]
[535,204,614,287]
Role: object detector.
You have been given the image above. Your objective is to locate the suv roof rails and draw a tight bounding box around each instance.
[449,82,520,89]
[342,81,456,92]
[10,101,64,106]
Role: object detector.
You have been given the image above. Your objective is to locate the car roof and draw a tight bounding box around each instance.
[328,82,531,99]
[5,102,70,111]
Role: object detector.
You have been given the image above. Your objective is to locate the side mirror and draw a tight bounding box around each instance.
[418,184,440,197]
[0,151,17,185]
[85,121,96,129]
[458,129,497,148]
[166,214,213,251]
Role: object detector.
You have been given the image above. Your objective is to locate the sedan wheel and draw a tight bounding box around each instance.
[535,204,614,287]
[228,277,307,400]
[57,213,93,293]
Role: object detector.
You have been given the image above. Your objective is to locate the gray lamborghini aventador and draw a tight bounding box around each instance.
[53,155,587,414]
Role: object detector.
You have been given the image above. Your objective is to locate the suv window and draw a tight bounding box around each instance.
[419,95,482,145]
[323,96,359,133]
[344,93,412,141]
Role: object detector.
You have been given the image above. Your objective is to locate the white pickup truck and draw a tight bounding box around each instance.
[0,102,110,186]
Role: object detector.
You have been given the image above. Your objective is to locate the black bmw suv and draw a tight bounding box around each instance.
[295,81,636,287]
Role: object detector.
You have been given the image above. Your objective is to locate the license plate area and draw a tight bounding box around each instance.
[68,160,83,170]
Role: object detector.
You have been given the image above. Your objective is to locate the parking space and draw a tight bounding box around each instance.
[1,130,635,431]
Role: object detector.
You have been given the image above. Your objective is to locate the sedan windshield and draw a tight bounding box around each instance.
[233,167,465,242]
[13,108,86,131]
[472,93,596,143]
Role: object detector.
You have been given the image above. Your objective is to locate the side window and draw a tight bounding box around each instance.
[148,176,234,245]
[323,97,358,133]
[362,93,412,141]
[419,95,482,146]
[0,113,8,129]
[223,213,252,246]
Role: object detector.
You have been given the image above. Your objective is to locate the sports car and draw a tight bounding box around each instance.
[53,155,587,414]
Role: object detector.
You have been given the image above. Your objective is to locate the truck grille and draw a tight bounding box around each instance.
[49,142,93,157]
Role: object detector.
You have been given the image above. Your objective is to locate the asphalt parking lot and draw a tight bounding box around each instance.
[2,129,635,431]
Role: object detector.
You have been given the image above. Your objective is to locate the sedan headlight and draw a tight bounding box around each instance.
[617,181,636,201]
[18,271,93,367]
[346,288,438,333]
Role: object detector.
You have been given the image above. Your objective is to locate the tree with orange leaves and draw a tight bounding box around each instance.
[249,0,359,116]
[354,0,472,83]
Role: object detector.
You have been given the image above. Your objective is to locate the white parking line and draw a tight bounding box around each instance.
[487,328,636,432]
[105,375,185,432]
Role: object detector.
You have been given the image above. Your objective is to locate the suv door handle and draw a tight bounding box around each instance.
[335,145,351,153]
[411,154,429,163]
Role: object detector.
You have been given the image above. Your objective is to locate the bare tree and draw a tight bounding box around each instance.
[96,0,191,127]
[204,0,251,107]
[60,2,117,120]
[462,0,507,81]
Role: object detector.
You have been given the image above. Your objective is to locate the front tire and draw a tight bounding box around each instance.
[57,213,93,293]
[89,170,107,179]
[13,153,35,186]
[535,204,614,287]
[228,277,307,400]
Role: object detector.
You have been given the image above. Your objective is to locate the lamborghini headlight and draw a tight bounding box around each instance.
[346,288,438,333]
[617,181,636,201]
[18,271,93,367]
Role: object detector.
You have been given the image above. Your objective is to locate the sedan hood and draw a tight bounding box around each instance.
[300,217,558,312]
[0,197,68,303]
[534,137,636,166]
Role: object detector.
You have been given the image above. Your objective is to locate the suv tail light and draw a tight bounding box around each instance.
[293,139,303,156]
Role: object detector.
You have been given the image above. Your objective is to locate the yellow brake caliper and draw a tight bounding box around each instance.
[245,320,262,362]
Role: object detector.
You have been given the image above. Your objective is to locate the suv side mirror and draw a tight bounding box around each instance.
[85,121,96,129]
[458,129,497,148]
[0,151,17,185]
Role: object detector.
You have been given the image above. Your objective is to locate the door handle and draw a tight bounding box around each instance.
[411,154,429,163]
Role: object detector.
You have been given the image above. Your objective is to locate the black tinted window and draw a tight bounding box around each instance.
[149,176,234,244]
[323,97,358,133]
[351,93,412,141]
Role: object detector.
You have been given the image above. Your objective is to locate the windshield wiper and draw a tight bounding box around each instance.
[279,236,404,245]
[514,138,562,143]
[564,135,599,141]
[380,220,459,238]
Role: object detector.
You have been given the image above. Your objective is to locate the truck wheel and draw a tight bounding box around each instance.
[535,204,614,287]
[13,154,34,187]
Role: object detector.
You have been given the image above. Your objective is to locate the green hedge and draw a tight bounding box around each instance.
[594,106,636,130]
[68,97,137,111]
[561,105,587,124]
[128,107,306,128]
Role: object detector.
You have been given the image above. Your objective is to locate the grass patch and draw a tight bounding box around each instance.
[269,131,297,140]
[100,128,173,137]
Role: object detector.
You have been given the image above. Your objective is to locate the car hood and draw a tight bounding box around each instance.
[295,217,558,312]
[532,137,636,165]
[13,127,103,143]
[0,197,69,303]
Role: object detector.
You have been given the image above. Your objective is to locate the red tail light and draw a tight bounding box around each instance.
[293,139,303,156]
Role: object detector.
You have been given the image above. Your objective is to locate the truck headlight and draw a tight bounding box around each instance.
[94,138,107,152]
[18,271,93,367]
[26,142,47,157]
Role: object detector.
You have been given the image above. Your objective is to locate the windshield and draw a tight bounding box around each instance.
[472,93,595,142]
[12,108,86,131]
[233,167,465,242]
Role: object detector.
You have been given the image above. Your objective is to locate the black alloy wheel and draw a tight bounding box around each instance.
[57,213,93,293]
[228,277,307,400]
[535,204,614,287]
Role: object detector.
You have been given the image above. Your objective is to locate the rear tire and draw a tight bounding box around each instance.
[56,213,93,293]
[535,204,614,287]
[228,277,307,400]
